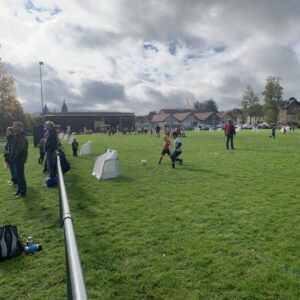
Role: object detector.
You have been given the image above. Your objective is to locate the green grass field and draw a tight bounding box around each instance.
[1,129,300,299]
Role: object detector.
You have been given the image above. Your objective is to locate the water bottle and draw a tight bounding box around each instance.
[26,236,33,246]
[25,244,43,253]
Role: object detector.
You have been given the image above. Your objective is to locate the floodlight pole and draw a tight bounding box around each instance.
[39,61,45,124]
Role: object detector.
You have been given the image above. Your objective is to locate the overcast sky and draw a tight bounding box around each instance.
[1,0,300,115]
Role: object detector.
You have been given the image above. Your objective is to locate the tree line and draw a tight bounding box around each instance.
[241,76,286,124]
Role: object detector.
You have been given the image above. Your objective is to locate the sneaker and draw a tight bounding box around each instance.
[15,193,26,198]
[172,164,175,168]
[180,159,183,166]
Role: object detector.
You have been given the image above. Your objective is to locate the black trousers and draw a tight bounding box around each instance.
[171,151,182,165]
[226,135,234,149]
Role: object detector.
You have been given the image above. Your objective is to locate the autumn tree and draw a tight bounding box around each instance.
[262,76,283,124]
[230,108,244,122]
[0,60,24,133]
[241,85,260,124]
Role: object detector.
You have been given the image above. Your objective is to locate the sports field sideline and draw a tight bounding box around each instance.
[1,130,300,299]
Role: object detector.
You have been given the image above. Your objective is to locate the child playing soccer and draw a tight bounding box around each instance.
[158,135,171,164]
[72,139,79,157]
[171,132,183,168]
[38,138,45,164]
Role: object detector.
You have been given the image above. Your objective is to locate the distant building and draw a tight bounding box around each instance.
[278,97,300,125]
[43,104,49,115]
[151,113,177,128]
[159,108,193,115]
[193,112,220,126]
[217,111,236,124]
[194,101,207,111]
[151,111,220,129]
[135,115,152,129]
[45,111,135,132]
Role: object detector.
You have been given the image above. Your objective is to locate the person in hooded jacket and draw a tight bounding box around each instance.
[10,122,28,197]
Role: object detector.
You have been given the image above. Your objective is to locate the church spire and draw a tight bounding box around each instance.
[61,99,68,113]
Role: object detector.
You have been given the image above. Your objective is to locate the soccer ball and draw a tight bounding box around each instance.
[141,159,148,166]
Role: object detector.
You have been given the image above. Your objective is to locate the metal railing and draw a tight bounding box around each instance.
[57,154,88,300]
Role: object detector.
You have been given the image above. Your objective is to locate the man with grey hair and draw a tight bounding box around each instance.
[10,121,28,197]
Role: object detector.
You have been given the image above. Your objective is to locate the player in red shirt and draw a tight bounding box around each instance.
[158,135,171,164]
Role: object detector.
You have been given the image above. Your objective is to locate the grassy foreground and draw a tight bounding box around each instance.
[1,129,300,299]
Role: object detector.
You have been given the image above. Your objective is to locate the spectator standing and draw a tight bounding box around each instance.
[155,124,161,138]
[224,119,236,150]
[4,127,18,184]
[10,121,28,197]
[269,124,276,139]
[45,121,58,178]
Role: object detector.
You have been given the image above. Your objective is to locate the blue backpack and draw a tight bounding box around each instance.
[45,176,58,188]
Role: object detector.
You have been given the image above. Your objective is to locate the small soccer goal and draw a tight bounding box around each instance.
[80,140,92,156]
[92,149,119,179]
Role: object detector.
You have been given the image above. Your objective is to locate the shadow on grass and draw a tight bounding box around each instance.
[181,164,228,176]
[109,175,134,183]
[22,185,61,228]
[237,147,295,157]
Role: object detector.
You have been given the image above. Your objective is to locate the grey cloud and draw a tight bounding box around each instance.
[126,86,195,114]
[73,25,122,48]
[5,63,84,113]
[81,80,126,103]
[56,24,122,49]
[113,0,300,47]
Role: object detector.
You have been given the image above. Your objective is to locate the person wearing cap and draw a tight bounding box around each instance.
[224,119,236,150]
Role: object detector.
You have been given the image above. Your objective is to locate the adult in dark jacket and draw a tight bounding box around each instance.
[10,121,28,197]
[4,127,18,184]
[155,124,161,138]
[224,119,236,150]
[45,121,58,177]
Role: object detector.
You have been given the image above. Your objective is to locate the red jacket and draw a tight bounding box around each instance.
[224,122,235,136]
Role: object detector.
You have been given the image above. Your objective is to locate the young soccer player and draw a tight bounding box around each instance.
[171,132,183,168]
[72,139,79,157]
[38,138,45,164]
[158,135,171,164]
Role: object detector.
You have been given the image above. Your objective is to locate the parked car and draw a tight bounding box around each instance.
[242,123,252,129]
[195,124,214,130]
[259,123,271,129]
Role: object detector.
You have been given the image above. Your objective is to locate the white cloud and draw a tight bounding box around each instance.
[1,0,300,115]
